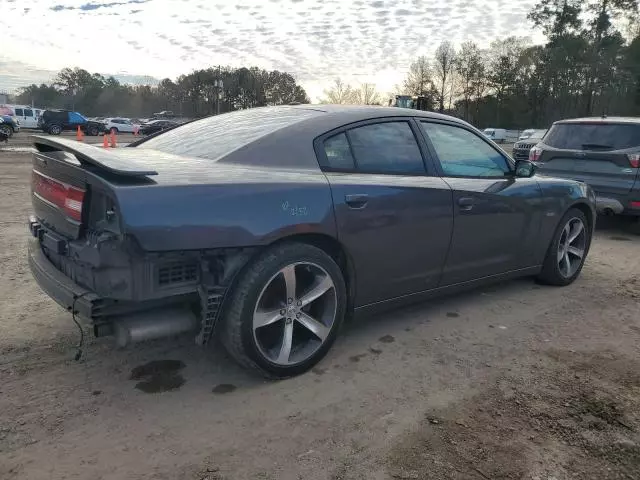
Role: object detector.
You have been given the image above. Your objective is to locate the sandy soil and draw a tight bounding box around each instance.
[1,152,639,480]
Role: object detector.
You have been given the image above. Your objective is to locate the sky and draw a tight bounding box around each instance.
[0,0,544,102]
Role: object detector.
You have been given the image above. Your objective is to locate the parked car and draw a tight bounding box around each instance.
[518,129,536,141]
[0,118,9,143]
[103,118,140,134]
[38,109,106,136]
[0,114,20,137]
[482,128,507,143]
[27,106,595,378]
[512,129,547,161]
[530,117,640,217]
[3,104,43,128]
[139,119,179,135]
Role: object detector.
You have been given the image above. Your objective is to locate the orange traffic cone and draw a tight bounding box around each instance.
[133,125,139,136]
[102,134,109,148]
[110,130,117,148]
[76,125,84,142]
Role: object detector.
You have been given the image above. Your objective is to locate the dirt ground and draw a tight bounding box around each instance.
[1,151,639,480]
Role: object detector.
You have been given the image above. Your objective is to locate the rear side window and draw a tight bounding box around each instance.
[544,123,640,150]
[323,133,355,169]
[139,107,319,161]
[24,109,33,117]
[348,122,425,174]
[15,108,23,116]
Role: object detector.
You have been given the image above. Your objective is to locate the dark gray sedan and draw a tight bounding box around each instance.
[27,106,596,378]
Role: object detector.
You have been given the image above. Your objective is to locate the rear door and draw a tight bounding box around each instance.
[315,118,454,307]
[537,122,640,196]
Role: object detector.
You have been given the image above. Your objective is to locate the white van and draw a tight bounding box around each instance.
[482,128,507,144]
[4,105,43,129]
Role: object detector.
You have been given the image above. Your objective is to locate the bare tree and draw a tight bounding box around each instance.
[320,78,356,104]
[433,41,457,113]
[456,41,485,120]
[353,83,381,105]
[403,56,435,97]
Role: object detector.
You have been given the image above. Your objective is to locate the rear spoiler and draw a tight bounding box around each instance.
[31,135,158,177]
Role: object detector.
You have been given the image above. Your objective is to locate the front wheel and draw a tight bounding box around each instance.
[48,124,62,135]
[537,208,591,286]
[220,243,347,378]
[87,125,98,136]
[0,125,11,137]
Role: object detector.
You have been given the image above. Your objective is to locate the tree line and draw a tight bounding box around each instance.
[11,66,310,118]
[323,0,640,128]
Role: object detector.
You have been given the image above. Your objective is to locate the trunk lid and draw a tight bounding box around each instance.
[30,136,156,240]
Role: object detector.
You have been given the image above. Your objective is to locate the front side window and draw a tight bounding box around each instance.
[15,108,23,116]
[24,109,33,117]
[421,122,510,177]
[347,121,425,174]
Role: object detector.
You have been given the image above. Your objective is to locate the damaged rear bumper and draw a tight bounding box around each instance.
[28,237,201,346]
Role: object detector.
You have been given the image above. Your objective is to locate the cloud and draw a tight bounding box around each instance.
[50,0,151,11]
[2,0,544,101]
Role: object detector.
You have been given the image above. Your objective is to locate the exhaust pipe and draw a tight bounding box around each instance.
[113,307,198,348]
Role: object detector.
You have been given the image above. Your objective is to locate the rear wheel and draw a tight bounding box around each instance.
[0,124,11,137]
[110,127,118,134]
[48,124,62,135]
[537,208,590,286]
[220,242,347,378]
[87,125,98,136]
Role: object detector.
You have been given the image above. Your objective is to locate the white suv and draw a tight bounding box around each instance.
[103,118,139,134]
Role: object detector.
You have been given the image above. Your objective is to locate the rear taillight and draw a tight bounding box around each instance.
[32,170,85,222]
[529,146,542,162]
[627,154,640,168]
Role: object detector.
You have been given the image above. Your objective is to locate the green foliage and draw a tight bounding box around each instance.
[13,66,309,117]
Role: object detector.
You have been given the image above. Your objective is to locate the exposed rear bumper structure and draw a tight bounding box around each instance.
[28,237,200,347]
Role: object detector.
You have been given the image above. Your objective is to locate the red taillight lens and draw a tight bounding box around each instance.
[627,154,640,168]
[32,170,85,221]
[529,146,542,162]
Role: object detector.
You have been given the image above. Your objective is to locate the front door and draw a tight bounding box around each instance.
[316,119,454,307]
[419,120,543,286]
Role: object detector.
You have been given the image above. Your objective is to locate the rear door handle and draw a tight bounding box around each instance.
[345,194,369,209]
[458,197,474,211]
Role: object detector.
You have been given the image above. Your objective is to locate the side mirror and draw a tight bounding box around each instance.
[514,159,536,178]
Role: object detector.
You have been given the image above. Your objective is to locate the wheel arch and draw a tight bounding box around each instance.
[265,233,357,316]
[568,200,594,234]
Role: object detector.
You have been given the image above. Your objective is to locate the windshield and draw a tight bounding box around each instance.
[544,123,640,150]
[138,107,319,160]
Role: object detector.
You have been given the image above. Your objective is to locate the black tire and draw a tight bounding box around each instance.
[110,127,118,134]
[0,125,11,138]
[220,242,347,379]
[537,208,591,286]
[88,126,98,136]
[48,124,62,135]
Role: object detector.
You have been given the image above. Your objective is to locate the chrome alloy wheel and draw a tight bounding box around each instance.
[557,217,587,278]
[252,262,337,366]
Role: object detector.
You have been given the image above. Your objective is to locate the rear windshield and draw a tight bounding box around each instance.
[138,107,319,160]
[544,123,640,150]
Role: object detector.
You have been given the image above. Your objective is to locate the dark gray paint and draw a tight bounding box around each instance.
[30,105,596,312]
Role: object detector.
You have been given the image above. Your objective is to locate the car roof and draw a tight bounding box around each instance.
[554,116,640,125]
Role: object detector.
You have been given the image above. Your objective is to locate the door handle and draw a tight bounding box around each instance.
[345,193,369,209]
[457,197,474,211]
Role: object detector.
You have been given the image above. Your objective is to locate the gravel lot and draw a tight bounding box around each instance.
[1,150,639,480]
